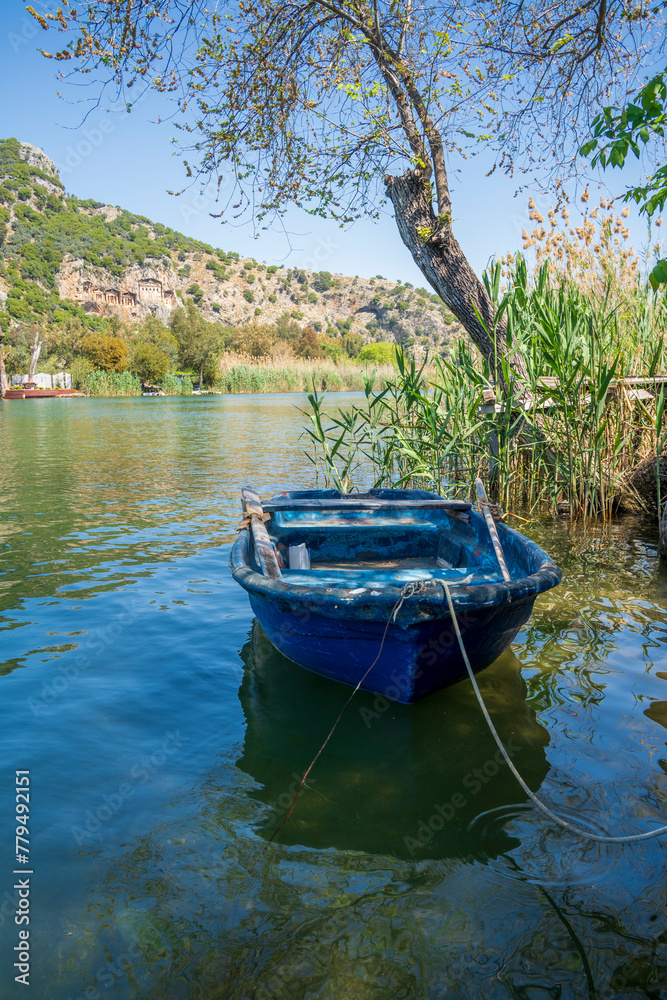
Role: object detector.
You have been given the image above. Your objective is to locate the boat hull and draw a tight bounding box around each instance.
[230,487,561,703]
[249,590,536,704]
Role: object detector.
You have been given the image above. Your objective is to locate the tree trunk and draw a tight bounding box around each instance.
[385,169,527,387]
[199,364,203,391]
[28,329,44,382]
[0,348,9,398]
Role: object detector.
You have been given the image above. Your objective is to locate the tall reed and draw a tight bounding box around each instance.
[303,257,667,518]
[216,352,395,394]
[85,370,142,397]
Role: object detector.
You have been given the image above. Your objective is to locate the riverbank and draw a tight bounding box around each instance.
[47,355,398,397]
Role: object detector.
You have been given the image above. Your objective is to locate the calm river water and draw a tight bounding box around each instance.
[1,393,667,1000]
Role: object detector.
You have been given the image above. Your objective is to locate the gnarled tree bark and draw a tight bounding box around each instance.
[385,169,527,388]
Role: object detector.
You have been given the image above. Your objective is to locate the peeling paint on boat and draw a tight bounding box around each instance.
[230,488,562,702]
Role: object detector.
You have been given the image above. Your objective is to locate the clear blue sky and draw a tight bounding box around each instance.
[0,0,658,284]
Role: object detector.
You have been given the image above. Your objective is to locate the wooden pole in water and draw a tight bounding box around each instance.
[475,477,511,583]
[241,486,283,580]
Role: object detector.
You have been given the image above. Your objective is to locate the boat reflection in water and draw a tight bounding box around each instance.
[236,621,550,861]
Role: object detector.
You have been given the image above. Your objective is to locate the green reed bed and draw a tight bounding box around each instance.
[84,369,142,397]
[216,353,394,394]
[304,259,667,519]
[162,372,194,395]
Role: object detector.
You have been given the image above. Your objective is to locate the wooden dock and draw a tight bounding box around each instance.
[3,388,82,399]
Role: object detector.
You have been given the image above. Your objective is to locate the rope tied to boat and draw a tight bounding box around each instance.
[477,498,504,523]
[392,580,429,621]
[268,580,425,844]
[268,565,667,847]
[237,511,271,531]
[442,581,667,845]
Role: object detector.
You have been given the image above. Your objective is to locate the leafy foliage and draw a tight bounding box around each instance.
[130,341,171,383]
[343,332,363,357]
[358,341,397,364]
[581,71,667,288]
[169,300,221,384]
[295,326,323,359]
[81,333,129,373]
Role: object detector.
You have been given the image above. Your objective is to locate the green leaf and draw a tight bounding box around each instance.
[649,259,667,291]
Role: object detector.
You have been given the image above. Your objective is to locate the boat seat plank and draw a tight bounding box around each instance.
[264,497,472,512]
[282,566,503,587]
[271,513,448,530]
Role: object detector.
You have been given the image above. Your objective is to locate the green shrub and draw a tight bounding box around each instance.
[313,271,333,292]
[358,342,396,364]
[69,356,93,389]
[162,371,180,395]
[243,289,254,303]
[186,283,204,305]
[130,342,171,383]
[343,332,363,357]
[206,259,227,280]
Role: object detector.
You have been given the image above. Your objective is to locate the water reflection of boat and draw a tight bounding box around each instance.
[236,622,550,860]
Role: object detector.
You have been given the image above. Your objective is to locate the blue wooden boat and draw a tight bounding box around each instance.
[230,487,561,704]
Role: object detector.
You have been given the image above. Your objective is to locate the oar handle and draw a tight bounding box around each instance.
[475,478,511,583]
[241,487,283,580]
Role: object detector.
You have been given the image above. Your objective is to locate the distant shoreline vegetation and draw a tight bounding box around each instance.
[68,352,397,397]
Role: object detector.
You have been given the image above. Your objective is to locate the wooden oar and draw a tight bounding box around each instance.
[241,487,283,580]
[475,478,511,583]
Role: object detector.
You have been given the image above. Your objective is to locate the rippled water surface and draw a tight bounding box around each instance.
[2,394,667,1000]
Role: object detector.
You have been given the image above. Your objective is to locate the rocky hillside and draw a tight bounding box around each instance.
[0,138,461,352]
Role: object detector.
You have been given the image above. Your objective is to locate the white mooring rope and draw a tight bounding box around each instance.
[441,581,667,844]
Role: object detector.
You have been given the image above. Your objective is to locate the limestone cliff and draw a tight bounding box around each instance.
[0,138,462,352]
